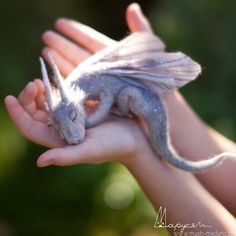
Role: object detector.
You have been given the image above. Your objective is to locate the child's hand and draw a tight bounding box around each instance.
[5,79,66,148]
[36,115,153,167]
[41,3,152,77]
[5,3,155,166]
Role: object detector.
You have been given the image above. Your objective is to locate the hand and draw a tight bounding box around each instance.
[5,3,154,167]
[5,79,66,148]
[41,3,152,77]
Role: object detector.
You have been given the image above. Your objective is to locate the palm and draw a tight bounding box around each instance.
[47,116,146,165]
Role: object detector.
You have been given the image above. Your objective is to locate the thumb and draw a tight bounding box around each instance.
[36,127,113,167]
[37,146,82,167]
[126,3,152,33]
[37,143,100,167]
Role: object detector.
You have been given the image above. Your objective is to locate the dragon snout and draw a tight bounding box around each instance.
[67,138,83,145]
[65,128,86,145]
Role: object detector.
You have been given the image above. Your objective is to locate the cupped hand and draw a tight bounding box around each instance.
[5,3,154,167]
[5,79,65,148]
[41,2,152,77]
[37,115,153,167]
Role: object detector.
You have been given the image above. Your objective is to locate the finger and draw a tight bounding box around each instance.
[34,79,46,110]
[37,145,88,167]
[126,3,152,33]
[42,31,91,65]
[32,110,48,122]
[18,82,38,116]
[32,79,49,122]
[4,95,65,148]
[55,18,116,53]
[18,80,48,122]
[42,47,75,77]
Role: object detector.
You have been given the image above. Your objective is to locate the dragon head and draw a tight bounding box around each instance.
[39,54,86,144]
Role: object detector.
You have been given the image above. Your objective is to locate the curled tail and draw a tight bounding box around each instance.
[146,93,235,172]
[151,137,228,172]
[129,88,232,172]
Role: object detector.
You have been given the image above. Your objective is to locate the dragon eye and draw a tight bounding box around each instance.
[70,110,77,122]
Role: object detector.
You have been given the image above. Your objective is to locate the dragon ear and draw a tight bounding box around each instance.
[47,53,69,103]
[39,57,55,112]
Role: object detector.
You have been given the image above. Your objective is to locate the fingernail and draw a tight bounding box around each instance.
[42,31,54,42]
[27,81,34,89]
[55,18,70,28]
[131,2,142,12]
[37,158,54,168]
[4,95,18,108]
[4,95,15,104]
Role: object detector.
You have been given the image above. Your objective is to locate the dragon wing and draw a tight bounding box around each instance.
[66,32,201,94]
[100,51,201,94]
[66,32,165,80]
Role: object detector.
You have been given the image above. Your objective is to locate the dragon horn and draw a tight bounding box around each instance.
[47,52,68,102]
[39,57,54,112]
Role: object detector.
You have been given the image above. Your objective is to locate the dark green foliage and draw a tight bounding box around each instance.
[0,0,235,235]
[150,0,236,139]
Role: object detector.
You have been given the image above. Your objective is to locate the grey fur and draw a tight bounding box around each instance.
[40,32,232,172]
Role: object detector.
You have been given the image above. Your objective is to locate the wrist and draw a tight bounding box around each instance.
[122,140,163,173]
[164,91,236,156]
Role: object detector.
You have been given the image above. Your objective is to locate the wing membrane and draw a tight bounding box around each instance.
[66,32,165,81]
[66,32,201,94]
[101,52,201,94]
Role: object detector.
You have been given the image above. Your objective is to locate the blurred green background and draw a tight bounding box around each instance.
[0,0,236,235]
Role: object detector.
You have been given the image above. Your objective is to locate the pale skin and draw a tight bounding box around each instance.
[4,3,236,233]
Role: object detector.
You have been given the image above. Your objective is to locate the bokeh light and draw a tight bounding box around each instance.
[104,182,135,210]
